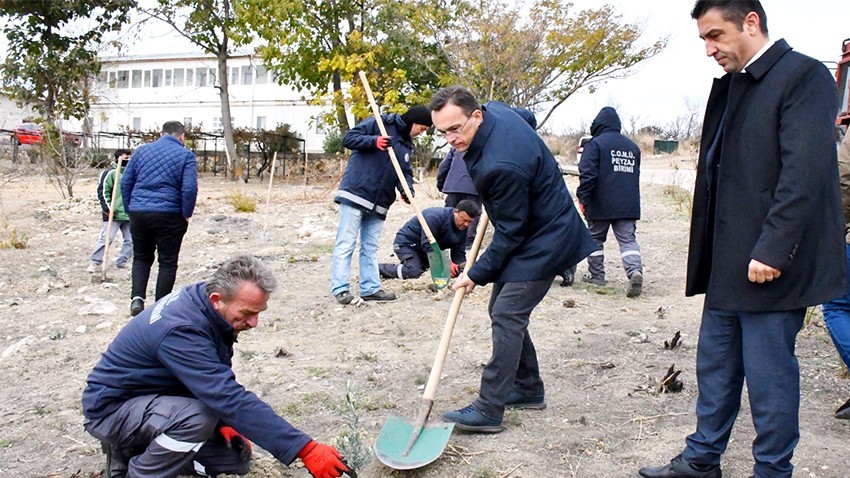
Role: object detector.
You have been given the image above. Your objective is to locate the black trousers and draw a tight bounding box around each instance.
[129,212,189,301]
[472,278,553,420]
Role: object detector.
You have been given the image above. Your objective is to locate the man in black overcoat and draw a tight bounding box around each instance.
[640,2,845,478]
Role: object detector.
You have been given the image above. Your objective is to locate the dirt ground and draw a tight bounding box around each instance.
[0,154,847,478]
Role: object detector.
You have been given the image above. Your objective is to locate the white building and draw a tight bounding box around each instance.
[90,51,332,153]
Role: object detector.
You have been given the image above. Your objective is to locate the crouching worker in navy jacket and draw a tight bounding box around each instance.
[378,199,480,281]
[82,255,355,478]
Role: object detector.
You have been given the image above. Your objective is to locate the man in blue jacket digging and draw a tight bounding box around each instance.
[430,86,596,433]
[331,105,432,304]
[82,255,354,478]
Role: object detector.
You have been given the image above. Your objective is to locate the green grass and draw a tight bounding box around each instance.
[227,191,257,213]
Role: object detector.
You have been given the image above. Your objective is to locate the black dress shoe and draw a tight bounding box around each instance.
[639,455,721,478]
[130,297,145,317]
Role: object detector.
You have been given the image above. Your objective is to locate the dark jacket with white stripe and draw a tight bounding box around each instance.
[335,114,415,220]
[82,282,311,465]
[576,107,641,220]
[394,206,467,264]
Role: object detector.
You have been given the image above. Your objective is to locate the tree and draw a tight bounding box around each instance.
[434,0,667,129]
[139,0,250,179]
[237,0,448,135]
[1,0,134,198]
[0,0,133,122]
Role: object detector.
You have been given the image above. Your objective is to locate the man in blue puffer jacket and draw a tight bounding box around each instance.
[122,121,199,317]
[331,105,432,304]
[576,107,643,298]
[82,255,353,478]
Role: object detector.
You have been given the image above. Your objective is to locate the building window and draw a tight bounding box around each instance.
[132,117,141,131]
[108,71,116,88]
[184,117,192,130]
[143,70,151,87]
[97,72,107,85]
[185,68,194,86]
[165,69,173,87]
[197,68,207,87]
[208,68,217,87]
[116,70,129,88]
[256,116,266,130]
[151,69,162,87]
[316,122,330,135]
[241,65,252,85]
[174,69,185,87]
[131,70,142,88]
[230,67,239,85]
[255,65,268,84]
[213,116,223,132]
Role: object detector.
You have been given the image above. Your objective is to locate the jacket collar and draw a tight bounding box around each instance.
[464,103,496,166]
[744,38,791,81]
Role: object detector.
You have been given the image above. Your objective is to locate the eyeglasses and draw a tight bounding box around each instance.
[435,115,472,139]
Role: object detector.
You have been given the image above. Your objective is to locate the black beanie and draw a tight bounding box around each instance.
[401,105,433,128]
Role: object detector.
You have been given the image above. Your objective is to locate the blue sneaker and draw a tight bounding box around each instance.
[441,404,504,433]
[505,391,546,410]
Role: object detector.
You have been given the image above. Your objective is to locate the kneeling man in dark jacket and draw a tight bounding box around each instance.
[82,255,354,478]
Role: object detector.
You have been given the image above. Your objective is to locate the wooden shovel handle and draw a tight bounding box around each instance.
[100,159,123,279]
[357,71,438,245]
[422,209,489,401]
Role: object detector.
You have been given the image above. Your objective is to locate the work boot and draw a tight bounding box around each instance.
[334,291,355,305]
[559,266,576,287]
[115,261,128,269]
[441,404,504,433]
[505,391,546,410]
[581,273,605,286]
[627,271,644,298]
[836,397,850,419]
[361,289,396,301]
[101,441,130,478]
[87,262,100,273]
[130,297,145,316]
[639,454,721,478]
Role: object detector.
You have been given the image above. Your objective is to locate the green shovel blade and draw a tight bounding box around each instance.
[428,243,451,290]
[375,415,454,470]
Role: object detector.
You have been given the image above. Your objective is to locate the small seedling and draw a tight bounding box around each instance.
[227,191,257,213]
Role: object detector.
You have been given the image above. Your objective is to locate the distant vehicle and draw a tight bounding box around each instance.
[576,135,593,165]
[11,122,81,147]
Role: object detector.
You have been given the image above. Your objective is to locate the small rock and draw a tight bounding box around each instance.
[630,333,650,344]
[95,321,113,330]
[36,283,51,294]
[79,300,117,316]
[75,325,87,334]
[563,299,576,308]
[275,347,291,358]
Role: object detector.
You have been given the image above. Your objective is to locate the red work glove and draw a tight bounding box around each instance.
[375,135,393,151]
[297,440,355,478]
[450,262,460,278]
[219,426,252,461]
[578,203,585,216]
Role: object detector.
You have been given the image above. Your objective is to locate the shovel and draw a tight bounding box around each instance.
[93,158,124,284]
[259,151,278,241]
[357,71,451,289]
[375,210,490,470]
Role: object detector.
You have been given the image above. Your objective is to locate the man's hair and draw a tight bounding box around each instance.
[161,121,186,137]
[691,0,768,34]
[113,148,132,160]
[205,255,278,299]
[429,86,481,116]
[455,199,481,218]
